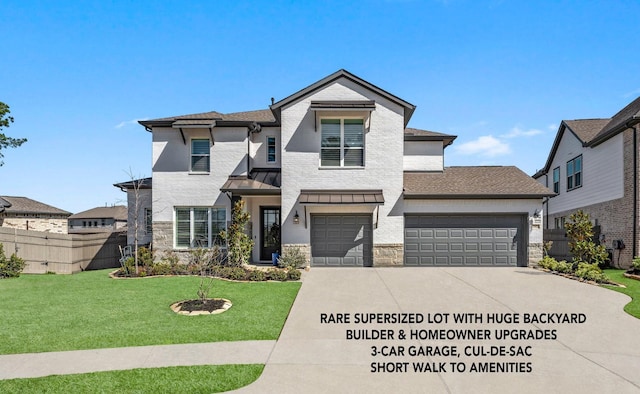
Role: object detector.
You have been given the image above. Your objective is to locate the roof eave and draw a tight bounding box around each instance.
[588,116,640,147]
[403,193,553,199]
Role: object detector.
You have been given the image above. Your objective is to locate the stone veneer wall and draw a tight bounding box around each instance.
[373,244,404,266]
[528,243,543,267]
[152,221,173,254]
[1,217,68,234]
[281,244,311,267]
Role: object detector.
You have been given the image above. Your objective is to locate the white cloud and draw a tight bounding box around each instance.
[115,118,148,129]
[500,126,544,139]
[454,135,511,157]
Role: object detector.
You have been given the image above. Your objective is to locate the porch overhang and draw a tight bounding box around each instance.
[298,190,385,205]
[309,100,376,111]
[220,169,281,196]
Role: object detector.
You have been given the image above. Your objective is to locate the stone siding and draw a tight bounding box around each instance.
[152,221,173,254]
[281,244,311,267]
[1,217,68,234]
[373,243,404,266]
[528,242,543,267]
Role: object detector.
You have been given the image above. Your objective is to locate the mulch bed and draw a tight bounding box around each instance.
[178,299,226,312]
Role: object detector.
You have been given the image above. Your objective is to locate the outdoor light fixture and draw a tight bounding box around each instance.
[293,211,300,224]
[533,209,541,218]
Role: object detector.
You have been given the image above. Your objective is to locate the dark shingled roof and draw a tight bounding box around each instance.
[404,128,457,146]
[564,119,611,144]
[0,196,71,216]
[114,177,152,190]
[404,167,554,199]
[140,109,275,128]
[535,96,640,178]
[69,206,127,220]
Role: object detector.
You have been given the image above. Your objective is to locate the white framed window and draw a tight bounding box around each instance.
[567,155,582,191]
[191,139,210,172]
[320,118,364,167]
[175,207,226,248]
[266,136,276,163]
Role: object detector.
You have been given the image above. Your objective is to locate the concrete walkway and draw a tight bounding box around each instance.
[2,267,640,394]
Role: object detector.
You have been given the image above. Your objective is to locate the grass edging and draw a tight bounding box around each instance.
[0,364,264,393]
[603,269,640,319]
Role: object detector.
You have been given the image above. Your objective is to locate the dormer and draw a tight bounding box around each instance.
[403,128,456,172]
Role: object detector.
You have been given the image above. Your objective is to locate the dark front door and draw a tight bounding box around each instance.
[260,207,281,261]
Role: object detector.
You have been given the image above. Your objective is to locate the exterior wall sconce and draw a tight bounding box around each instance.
[293,211,300,224]
[533,209,541,218]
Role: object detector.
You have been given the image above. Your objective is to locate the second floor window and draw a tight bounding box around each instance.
[267,136,276,163]
[567,155,582,191]
[320,118,364,167]
[553,167,560,194]
[191,139,210,172]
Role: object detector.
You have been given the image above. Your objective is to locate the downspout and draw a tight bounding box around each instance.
[633,123,638,259]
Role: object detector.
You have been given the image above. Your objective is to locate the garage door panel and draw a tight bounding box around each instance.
[404,215,524,267]
[311,214,372,267]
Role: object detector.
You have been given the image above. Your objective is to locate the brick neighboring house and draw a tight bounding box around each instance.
[533,97,640,268]
[0,196,71,234]
[68,206,128,234]
[137,69,551,267]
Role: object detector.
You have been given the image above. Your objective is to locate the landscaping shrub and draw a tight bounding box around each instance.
[574,262,607,283]
[247,269,266,281]
[629,257,640,274]
[287,268,301,281]
[565,210,609,268]
[278,247,307,269]
[150,261,173,276]
[0,243,26,278]
[137,246,154,266]
[220,200,254,267]
[267,268,288,281]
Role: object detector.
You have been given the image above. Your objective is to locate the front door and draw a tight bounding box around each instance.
[260,207,281,261]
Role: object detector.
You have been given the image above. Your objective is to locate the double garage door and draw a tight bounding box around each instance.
[310,214,526,267]
[404,215,526,267]
[310,215,372,267]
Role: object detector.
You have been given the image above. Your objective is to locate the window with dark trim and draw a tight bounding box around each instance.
[267,136,276,163]
[145,208,152,234]
[320,118,364,167]
[552,167,560,194]
[566,155,582,191]
[191,139,210,172]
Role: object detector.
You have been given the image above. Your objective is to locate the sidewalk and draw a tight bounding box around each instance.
[0,340,275,380]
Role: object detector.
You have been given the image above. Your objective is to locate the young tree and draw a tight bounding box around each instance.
[565,210,608,267]
[0,102,27,166]
[220,200,254,267]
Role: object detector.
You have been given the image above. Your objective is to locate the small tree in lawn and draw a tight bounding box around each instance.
[189,247,221,305]
[565,210,608,267]
[220,200,254,267]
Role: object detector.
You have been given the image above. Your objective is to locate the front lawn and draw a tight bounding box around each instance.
[603,269,640,319]
[0,364,263,393]
[0,269,300,354]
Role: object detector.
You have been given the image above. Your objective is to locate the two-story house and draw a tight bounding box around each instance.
[139,70,551,267]
[534,97,640,268]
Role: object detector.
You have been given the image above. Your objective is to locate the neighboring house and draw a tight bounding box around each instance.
[139,69,551,267]
[534,97,640,268]
[0,196,71,234]
[68,205,128,234]
[113,178,153,246]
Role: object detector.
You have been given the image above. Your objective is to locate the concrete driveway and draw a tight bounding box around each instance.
[236,267,640,394]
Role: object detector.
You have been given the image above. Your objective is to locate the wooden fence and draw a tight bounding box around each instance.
[543,226,602,262]
[0,227,127,274]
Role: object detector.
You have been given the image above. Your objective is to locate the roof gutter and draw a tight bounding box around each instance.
[589,116,640,147]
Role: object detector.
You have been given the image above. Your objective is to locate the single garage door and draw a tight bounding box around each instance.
[311,214,372,267]
[404,215,526,266]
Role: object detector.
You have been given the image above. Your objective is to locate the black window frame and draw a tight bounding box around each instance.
[566,155,582,191]
[552,167,560,194]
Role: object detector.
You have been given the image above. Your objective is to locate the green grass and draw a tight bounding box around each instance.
[603,269,640,319]
[0,269,300,354]
[0,364,263,393]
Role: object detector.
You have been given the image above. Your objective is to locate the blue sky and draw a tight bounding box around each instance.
[2,0,640,213]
